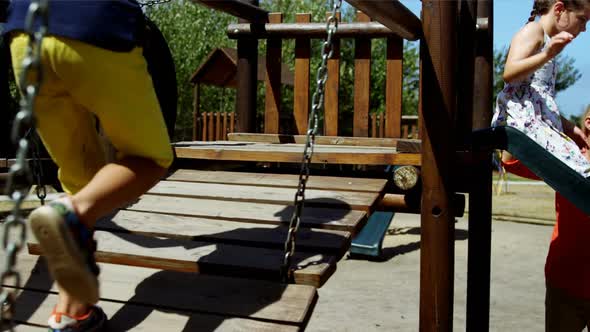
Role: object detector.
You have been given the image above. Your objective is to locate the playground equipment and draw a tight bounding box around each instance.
[7,1,568,331]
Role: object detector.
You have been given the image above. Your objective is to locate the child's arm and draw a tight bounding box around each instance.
[561,115,589,150]
[503,23,573,83]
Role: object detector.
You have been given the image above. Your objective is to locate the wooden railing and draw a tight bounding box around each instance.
[194,10,418,141]
[197,112,235,141]
[370,114,419,139]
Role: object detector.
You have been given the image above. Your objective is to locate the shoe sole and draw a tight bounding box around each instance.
[29,206,99,304]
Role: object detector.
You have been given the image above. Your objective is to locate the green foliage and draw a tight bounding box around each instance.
[493,47,581,103]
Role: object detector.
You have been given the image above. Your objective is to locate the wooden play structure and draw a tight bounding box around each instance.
[1,0,497,331]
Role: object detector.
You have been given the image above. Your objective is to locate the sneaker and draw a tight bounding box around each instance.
[29,197,100,304]
[48,305,107,332]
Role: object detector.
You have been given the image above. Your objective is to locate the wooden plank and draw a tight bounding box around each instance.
[167,169,387,193]
[28,231,337,287]
[227,133,421,149]
[192,0,269,23]
[202,113,208,141]
[215,112,222,141]
[324,11,341,137]
[12,291,300,332]
[386,36,403,138]
[174,142,421,166]
[294,13,311,135]
[345,0,422,40]
[126,194,367,233]
[148,181,381,211]
[353,11,371,137]
[208,112,214,141]
[265,13,283,134]
[97,210,351,257]
[6,254,314,328]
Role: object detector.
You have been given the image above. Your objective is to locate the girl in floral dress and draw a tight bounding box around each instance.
[493,0,590,177]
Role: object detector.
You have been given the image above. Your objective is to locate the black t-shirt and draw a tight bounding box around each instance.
[4,0,144,52]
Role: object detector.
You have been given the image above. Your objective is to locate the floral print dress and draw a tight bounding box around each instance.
[492,34,590,177]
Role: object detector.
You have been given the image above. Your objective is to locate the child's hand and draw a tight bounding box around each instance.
[546,31,574,57]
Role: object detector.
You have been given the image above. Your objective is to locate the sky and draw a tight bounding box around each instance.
[363,0,590,118]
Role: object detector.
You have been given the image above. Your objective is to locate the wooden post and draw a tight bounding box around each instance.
[324,11,341,137]
[419,1,458,331]
[192,84,201,141]
[294,13,311,135]
[235,0,259,133]
[467,0,494,331]
[264,12,283,134]
[353,11,371,137]
[385,36,403,138]
[456,0,477,149]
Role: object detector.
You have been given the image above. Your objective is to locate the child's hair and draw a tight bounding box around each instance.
[528,0,590,22]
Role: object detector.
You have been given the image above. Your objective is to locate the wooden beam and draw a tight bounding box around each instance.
[174,142,421,166]
[419,1,458,331]
[227,22,398,39]
[192,0,269,23]
[466,0,494,331]
[345,0,422,40]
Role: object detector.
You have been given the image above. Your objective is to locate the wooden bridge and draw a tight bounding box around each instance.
[1,0,495,331]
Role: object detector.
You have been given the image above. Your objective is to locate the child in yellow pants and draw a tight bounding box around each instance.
[6,1,174,330]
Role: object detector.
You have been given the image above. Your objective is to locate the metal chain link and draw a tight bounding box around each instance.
[1,0,48,329]
[281,0,342,283]
[138,0,172,8]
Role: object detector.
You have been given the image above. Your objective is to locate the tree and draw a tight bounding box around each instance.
[493,47,581,102]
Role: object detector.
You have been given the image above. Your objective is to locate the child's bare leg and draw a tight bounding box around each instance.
[55,156,167,314]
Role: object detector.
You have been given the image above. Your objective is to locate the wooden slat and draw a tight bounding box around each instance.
[192,0,269,23]
[174,142,421,166]
[192,84,200,141]
[324,11,341,137]
[265,13,283,134]
[345,0,422,40]
[167,169,387,193]
[353,11,371,137]
[226,133,422,150]
[386,36,403,138]
[97,210,351,256]
[6,254,314,328]
[215,112,222,141]
[29,231,337,287]
[222,112,228,140]
[208,112,214,141]
[202,112,208,141]
[126,194,367,233]
[294,13,311,135]
[148,181,380,212]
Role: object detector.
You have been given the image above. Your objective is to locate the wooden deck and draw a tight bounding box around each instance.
[8,168,388,331]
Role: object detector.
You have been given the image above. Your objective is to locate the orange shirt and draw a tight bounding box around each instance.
[545,193,590,300]
[503,160,590,299]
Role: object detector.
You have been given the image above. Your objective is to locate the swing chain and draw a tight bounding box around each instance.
[281,0,342,283]
[1,0,48,329]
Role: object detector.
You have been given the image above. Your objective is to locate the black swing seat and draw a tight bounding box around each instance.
[472,125,590,216]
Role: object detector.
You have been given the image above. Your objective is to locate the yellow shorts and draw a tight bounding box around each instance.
[10,34,173,194]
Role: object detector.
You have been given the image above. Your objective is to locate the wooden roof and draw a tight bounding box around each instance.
[190,47,294,87]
